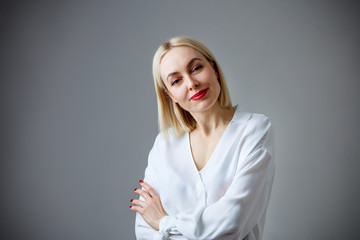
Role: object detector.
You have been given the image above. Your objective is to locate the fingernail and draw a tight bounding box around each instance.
[134,188,137,191]
[130,199,134,202]
[139,180,144,184]
[129,206,132,209]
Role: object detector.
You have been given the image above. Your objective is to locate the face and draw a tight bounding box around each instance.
[160,46,221,114]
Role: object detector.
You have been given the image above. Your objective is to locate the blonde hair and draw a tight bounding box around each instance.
[153,36,232,137]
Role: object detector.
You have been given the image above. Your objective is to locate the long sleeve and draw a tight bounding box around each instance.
[135,149,163,240]
[159,117,275,239]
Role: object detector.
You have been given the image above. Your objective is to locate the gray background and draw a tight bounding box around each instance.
[1,1,359,239]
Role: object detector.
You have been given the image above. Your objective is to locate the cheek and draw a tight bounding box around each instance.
[210,76,221,96]
[168,88,187,102]
[203,68,218,83]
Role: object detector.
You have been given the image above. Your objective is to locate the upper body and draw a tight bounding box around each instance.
[130,36,275,240]
[135,107,275,240]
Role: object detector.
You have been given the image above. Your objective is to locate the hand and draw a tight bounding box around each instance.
[130,180,168,231]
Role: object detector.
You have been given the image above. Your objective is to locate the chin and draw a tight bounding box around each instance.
[189,100,218,114]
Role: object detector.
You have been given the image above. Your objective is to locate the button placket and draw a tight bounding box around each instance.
[196,173,207,204]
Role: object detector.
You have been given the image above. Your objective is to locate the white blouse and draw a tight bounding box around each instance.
[135,107,275,240]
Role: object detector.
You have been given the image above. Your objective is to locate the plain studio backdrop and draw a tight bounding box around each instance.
[1,1,359,239]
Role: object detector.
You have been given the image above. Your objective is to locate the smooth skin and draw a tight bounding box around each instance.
[130,180,167,231]
[130,46,235,231]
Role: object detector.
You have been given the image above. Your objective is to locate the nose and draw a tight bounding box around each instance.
[186,76,199,90]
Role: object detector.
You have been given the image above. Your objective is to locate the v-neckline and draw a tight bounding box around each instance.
[186,107,237,174]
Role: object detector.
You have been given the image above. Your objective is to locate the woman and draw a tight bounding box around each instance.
[130,36,275,240]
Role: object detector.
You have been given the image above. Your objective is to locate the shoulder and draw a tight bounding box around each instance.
[232,107,272,133]
[148,129,187,163]
[152,128,185,149]
[231,107,274,152]
[247,113,272,132]
[227,108,275,168]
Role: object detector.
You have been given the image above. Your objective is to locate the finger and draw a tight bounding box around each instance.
[139,180,158,198]
[129,205,143,214]
[130,198,145,208]
[134,188,151,200]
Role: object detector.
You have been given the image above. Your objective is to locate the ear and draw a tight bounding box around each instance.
[164,89,177,103]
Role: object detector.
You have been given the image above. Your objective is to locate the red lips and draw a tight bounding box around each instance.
[190,89,208,100]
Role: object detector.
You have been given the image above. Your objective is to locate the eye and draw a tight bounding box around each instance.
[191,65,203,73]
[171,78,181,86]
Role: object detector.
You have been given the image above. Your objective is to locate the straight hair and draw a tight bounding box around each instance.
[152,36,232,137]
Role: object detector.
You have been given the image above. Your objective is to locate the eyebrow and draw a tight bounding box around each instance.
[166,57,202,81]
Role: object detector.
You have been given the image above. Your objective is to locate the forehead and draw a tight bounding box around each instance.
[160,46,205,74]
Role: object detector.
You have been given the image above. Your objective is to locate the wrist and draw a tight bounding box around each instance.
[158,215,175,235]
[154,214,168,231]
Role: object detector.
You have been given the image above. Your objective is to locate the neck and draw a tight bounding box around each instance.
[190,103,235,136]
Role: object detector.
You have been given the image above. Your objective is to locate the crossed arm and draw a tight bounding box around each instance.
[131,118,275,239]
[130,180,168,231]
[131,147,274,239]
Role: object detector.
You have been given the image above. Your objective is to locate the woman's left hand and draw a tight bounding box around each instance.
[130,180,168,231]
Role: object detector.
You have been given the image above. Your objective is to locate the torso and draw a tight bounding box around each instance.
[189,108,235,171]
[189,125,228,171]
[141,108,274,240]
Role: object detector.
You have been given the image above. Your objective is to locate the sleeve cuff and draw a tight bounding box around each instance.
[155,215,176,240]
